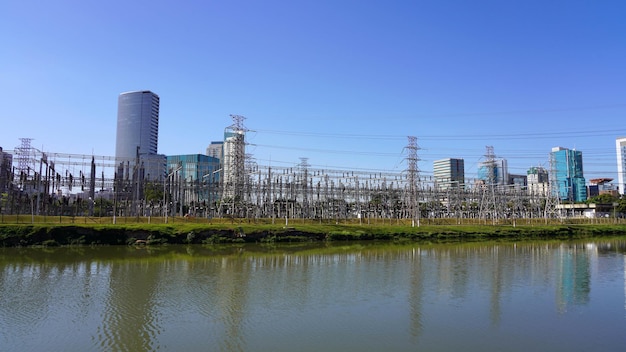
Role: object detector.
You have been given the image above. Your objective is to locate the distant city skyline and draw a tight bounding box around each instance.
[0,109,622,187]
[0,87,622,189]
[2,1,625,183]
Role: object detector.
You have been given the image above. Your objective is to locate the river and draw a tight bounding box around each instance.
[1,239,626,351]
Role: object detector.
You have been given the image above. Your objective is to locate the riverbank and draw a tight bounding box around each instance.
[1,222,626,247]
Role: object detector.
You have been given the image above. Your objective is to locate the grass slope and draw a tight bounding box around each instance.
[1,222,626,247]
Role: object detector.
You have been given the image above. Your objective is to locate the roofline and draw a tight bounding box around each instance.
[119,90,159,97]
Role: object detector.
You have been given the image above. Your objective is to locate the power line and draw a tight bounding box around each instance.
[250,143,402,157]
[252,126,624,142]
[408,103,626,118]
[250,128,406,140]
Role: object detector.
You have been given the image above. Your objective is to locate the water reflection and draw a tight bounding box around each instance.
[556,244,591,312]
[1,239,626,351]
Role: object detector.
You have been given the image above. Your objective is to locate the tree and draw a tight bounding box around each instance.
[144,181,163,203]
[586,193,618,205]
[616,197,626,215]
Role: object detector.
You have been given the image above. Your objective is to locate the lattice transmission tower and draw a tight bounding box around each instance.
[299,157,310,218]
[545,150,562,221]
[15,138,34,189]
[404,136,421,226]
[16,138,33,174]
[222,114,248,208]
[479,146,499,223]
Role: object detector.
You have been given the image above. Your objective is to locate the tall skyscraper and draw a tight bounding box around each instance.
[433,158,464,190]
[115,90,163,181]
[551,147,586,202]
[115,90,159,158]
[616,137,626,195]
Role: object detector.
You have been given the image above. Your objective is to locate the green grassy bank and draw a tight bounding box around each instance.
[2,222,626,247]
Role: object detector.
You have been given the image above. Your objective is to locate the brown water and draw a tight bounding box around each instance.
[1,240,626,351]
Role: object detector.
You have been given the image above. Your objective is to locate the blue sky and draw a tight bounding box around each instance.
[2,0,625,182]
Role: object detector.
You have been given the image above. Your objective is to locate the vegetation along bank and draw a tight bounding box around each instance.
[1,223,626,247]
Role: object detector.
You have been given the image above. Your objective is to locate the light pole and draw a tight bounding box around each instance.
[164,164,182,224]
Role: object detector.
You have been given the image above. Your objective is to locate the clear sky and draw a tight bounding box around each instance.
[2,0,625,182]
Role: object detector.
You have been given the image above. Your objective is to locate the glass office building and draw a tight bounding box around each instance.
[477,158,508,186]
[166,154,221,205]
[551,147,586,202]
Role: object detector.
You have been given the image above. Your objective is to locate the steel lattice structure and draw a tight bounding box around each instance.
[1,136,561,222]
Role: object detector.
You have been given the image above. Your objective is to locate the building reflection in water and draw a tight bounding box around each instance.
[2,240,626,351]
[555,243,592,313]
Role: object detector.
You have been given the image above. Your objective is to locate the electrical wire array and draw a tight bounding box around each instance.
[248,126,625,179]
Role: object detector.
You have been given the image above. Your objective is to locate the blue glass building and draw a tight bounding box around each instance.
[477,158,508,185]
[551,147,586,202]
[166,154,220,204]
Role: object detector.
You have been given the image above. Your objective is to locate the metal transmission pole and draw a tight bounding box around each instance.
[479,146,499,223]
[89,156,96,216]
[223,114,247,216]
[244,153,258,219]
[404,136,420,227]
[16,138,34,189]
[545,151,562,222]
[299,157,310,219]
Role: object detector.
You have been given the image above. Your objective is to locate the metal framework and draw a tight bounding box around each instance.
[404,136,420,226]
[1,131,564,222]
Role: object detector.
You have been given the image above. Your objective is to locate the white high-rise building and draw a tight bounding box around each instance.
[616,137,626,195]
[222,131,245,199]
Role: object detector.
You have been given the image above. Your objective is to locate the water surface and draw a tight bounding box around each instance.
[1,239,626,351]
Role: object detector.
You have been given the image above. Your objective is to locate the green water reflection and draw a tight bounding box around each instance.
[1,239,626,352]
